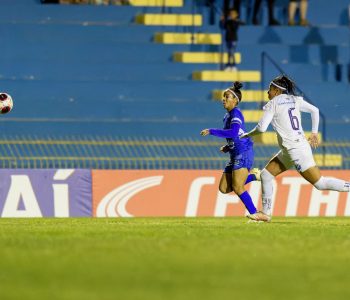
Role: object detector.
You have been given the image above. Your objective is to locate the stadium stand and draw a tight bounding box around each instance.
[0,0,349,169]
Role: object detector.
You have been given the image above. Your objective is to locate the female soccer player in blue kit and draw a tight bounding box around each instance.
[200,81,269,221]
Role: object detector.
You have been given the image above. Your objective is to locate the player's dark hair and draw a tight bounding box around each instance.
[271,75,296,95]
[227,81,243,102]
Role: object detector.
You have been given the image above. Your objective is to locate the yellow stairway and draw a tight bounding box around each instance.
[192,70,261,82]
[173,52,241,63]
[129,0,183,6]
[135,14,202,26]
[212,89,267,102]
[154,33,221,45]
[314,154,342,167]
[240,110,263,122]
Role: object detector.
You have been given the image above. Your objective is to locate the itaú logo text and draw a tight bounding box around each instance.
[96,176,164,217]
[1,170,75,218]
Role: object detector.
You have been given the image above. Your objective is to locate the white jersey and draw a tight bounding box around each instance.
[256,94,319,150]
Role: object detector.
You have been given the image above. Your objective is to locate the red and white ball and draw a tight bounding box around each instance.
[0,93,13,114]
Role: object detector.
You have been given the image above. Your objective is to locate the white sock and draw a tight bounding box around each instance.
[261,168,275,215]
[314,176,350,192]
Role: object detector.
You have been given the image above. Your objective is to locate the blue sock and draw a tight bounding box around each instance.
[239,191,257,214]
[245,174,256,185]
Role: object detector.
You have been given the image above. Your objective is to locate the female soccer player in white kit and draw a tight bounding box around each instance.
[241,75,350,222]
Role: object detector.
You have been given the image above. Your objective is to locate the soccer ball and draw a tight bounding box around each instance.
[0,93,13,114]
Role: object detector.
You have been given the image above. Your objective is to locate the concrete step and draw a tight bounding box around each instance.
[173,52,241,64]
[135,13,202,26]
[192,70,261,82]
[154,32,221,45]
[129,0,183,7]
[211,89,268,102]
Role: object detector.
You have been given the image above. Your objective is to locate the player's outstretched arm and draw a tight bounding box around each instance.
[200,124,240,138]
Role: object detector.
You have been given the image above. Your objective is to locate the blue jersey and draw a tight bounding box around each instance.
[223,108,253,155]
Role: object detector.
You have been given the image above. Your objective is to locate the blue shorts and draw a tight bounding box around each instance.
[223,148,254,173]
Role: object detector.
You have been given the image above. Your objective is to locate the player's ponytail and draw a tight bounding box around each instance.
[271,75,296,95]
[226,81,243,102]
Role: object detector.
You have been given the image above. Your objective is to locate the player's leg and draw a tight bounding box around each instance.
[232,148,273,221]
[232,167,257,214]
[293,143,350,192]
[301,166,350,192]
[219,162,234,194]
[219,172,233,194]
[246,154,287,222]
[261,150,291,215]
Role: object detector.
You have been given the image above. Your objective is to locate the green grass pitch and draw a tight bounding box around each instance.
[0,217,350,300]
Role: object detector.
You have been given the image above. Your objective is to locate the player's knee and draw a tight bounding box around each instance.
[232,186,245,195]
[314,177,325,190]
[232,180,245,195]
[260,168,274,182]
[314,176,325,190]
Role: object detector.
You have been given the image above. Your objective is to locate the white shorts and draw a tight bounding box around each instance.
[272,143,316,173]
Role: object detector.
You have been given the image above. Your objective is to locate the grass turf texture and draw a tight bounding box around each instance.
[0,218,350,300]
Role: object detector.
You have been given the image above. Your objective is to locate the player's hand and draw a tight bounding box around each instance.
[308,133,319,149]
[220,145,230,153]
[200,129,210,136]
